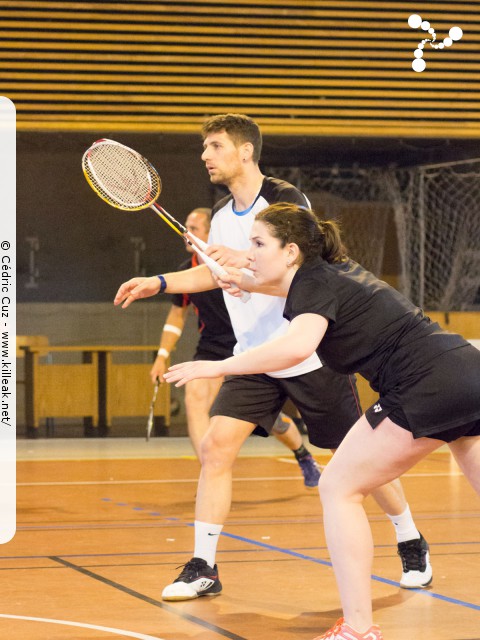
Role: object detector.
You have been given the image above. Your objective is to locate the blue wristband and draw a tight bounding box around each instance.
[157,275,167,293]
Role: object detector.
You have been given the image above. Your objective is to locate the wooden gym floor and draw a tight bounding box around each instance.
[3,436,479,639]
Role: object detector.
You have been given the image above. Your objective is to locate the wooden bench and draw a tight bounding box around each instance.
[16,334,50,363]
[20,344,171,439]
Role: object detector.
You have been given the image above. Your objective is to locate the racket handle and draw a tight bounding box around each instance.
[198,250,251,303]
[186,231,209,252]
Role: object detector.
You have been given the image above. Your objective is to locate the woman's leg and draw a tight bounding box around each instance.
[319,415,443,632]
[448,435,480,494]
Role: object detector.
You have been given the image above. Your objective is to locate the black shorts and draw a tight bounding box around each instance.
[210,366,362,449]
[194,344,233,361]
[364,344,480,441]
[366,403,480,443]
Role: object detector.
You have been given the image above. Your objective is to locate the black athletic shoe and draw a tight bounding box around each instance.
[161,557,222,601]
[397,533,433,589]
[298,454,321,488]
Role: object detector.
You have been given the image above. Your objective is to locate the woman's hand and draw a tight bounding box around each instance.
[215,267,256,298]
[163,360,225,387]
[114,276,161,308]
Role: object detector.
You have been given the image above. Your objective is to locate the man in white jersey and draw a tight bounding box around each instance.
[114,113,432,600]
[150,207,320,483]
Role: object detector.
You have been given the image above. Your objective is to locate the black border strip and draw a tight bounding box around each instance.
[50,556,248,640]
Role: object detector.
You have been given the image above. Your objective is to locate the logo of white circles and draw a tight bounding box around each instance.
[408,14,463,72]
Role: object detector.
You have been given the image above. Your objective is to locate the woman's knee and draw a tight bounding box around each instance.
[318,463,366,507]
[318,466,338,505]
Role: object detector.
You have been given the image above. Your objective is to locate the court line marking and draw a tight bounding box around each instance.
[3,535,479,562]
[16,471,464,487]
[49,556,248,640]
[185,525,480,612]
[15,446,452,464]
[0,613,163,639]
[3,539,480,557]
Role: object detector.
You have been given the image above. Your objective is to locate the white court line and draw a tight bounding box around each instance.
[17,471,465,487]
[0,614,163,639]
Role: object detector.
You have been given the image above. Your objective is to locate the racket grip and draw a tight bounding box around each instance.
[201,253,251,303]
[186,231,209,252]
[185,236,249,299]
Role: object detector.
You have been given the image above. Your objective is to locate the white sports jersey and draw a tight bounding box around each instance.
[209,176,322,378]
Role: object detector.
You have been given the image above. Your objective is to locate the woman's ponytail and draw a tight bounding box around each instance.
[316,220,347,264]
[256,203,347,264]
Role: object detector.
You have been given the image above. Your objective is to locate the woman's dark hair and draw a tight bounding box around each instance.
[255,203,347,264]
[201,113,262,164]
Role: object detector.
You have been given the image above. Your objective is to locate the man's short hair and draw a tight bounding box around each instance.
[201,113,262,164]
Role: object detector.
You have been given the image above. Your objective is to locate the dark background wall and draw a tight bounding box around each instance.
[16,131,214,302]
[17,130,479,303]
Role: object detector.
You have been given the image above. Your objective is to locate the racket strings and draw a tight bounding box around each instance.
[84,143,161,210]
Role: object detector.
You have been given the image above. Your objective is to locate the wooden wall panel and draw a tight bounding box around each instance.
[1,1,479,137]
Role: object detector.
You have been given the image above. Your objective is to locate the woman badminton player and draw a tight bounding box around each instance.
[164,202,480,640]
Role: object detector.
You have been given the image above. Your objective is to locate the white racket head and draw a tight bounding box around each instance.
[82,139,162,211]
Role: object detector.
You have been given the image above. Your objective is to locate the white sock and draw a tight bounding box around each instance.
[386,504,420,543]
[194,520,223,568]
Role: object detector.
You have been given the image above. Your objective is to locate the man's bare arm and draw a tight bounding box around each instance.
[114,264,217,309]
[204,244,250,268]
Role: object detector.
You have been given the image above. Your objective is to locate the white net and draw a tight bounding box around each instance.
[264,166,393,277]
[385,158,480,310]
[264,159,480,310]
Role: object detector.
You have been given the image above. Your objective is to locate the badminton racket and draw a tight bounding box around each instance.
[146,377,160,442]
[82,138,250,302]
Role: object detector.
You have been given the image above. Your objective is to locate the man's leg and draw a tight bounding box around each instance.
[195,415,254,522]
[370,479,432,588]
[184,376,223,458]
[272,413,321,487]
[162,415,254,601]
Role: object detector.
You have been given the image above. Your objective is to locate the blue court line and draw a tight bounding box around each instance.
[185,523,480,612]
[2,541,479,562]
[14,497,479,612]
[98,497,480,611]
[101,497,180,519]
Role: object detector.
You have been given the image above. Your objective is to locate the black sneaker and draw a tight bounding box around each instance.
[161,557,222,601]
[397,533,433,589]
[297,454,321,488]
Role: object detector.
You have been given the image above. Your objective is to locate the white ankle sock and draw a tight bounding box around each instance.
[194,520,223,568]
[386,504,420,543]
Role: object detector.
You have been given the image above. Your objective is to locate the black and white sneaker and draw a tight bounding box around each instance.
[161,557,222,601]
[397,533,433,589]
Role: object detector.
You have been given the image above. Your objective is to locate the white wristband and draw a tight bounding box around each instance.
[157,348,170,358]
[163,324,182,337]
